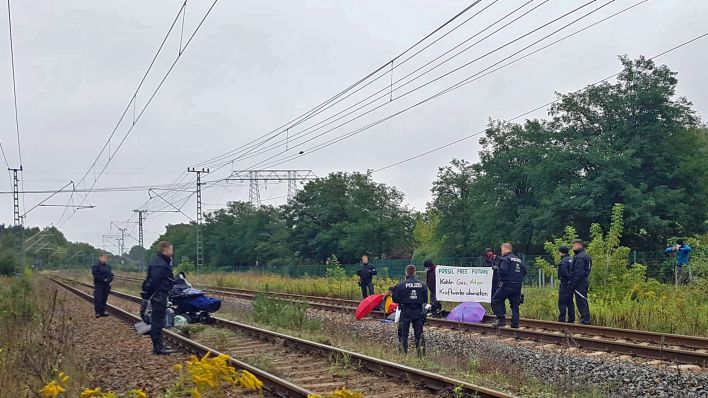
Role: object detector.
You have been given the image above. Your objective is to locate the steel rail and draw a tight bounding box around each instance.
[57,275,517,398]
[110,275,708,365]
[47,276,315,398]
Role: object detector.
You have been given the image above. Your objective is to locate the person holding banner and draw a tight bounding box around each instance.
[483,248,501,297]
[391,265,428,356]
[423,259,442,317]
[491,243,527,328]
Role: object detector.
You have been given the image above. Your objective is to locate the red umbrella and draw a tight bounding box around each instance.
[355,294,384,320]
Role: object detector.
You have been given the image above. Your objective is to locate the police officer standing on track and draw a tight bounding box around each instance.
[91,252,114,318]
[570,239,592,325]
[556,246,575,323]
[391,265,428,356]
[356,255,377,299]
[491,243,526,328]
[142,241,176,355]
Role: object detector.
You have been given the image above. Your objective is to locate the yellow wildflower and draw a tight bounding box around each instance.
[39,380,65,398]
[237,370,263,391]
[57,372,70,383]
[173,364,183,372]
[191,387,202,398]
[80,387,102,398]
[126,389,148,398]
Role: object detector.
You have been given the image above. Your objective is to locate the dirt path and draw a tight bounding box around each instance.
[54,284,189,396]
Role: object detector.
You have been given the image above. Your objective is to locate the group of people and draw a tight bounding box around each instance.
[92,241,178,355]
[355,240,595,354]
[90,237,690,357]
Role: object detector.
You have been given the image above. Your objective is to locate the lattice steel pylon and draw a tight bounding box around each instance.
[188,167,210,273]
[227,169,316,205]
[9,167,22,226]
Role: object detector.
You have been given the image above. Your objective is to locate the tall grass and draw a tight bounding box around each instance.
[0,271,91,397]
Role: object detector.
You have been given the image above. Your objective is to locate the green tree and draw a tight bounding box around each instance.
[429,56,707,255]
[285,172,415,263]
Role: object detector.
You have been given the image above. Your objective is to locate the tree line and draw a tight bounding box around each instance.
[154,57,706,268]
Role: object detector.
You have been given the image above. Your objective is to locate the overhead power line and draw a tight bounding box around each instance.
[5,0,22,167]
[191,1,490,170]
[241,0,626,170]
[372,31,708,173]
[203,0,545,172]
[60,0,221,226]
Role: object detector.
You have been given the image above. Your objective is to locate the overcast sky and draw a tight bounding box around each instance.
[1,0,707,253]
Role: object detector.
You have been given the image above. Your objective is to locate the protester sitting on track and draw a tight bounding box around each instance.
[356,255,377,299]
[142,241,177,355]
[91,252,114,318]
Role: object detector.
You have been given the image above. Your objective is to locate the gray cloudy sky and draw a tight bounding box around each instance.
[1,0,707,252]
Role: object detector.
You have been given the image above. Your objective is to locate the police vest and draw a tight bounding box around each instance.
[396,278,427,304]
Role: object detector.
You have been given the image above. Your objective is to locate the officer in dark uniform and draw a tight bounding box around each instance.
[356,255,377,299]
[142,241,176,355]
[91,253,114,318]
[391,265,428,356]
[491,243,526,328]
[556,246,575,323]
[570,239,592,325]
[483,248,501,297]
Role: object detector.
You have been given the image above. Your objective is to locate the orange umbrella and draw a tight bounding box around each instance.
[355,294,385,320]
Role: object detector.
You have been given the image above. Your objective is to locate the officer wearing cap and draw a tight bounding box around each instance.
[391,265,428,356]
[557,246,575,323]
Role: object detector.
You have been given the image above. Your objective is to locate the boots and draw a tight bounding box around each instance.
[152,338,177,355]
[494,317,506,327]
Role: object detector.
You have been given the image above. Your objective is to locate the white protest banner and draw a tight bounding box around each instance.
[435,266,493,303]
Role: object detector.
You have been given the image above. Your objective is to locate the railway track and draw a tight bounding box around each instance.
[51,275,517,398]
[111,274,708,367]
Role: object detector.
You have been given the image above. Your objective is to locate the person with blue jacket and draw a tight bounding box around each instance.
[665,239,692,284]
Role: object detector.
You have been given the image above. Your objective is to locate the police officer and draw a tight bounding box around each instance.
[423,260,441,317]
[356,255,377,299]
[570,239,592,325]
[391,265,428,356]
[483,248,501,297]
[556,246,575,323]
[91,253,114,318]
[491,243,526,328]
[142,241,176,355]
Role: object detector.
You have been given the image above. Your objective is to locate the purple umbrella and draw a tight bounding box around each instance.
[446,302,486,323]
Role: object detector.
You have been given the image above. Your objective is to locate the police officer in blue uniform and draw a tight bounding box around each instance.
[142,241,176,355]
[391,265,428,355]
[556,245,575,323]
[570,239,592,325]
[491,242,527,328]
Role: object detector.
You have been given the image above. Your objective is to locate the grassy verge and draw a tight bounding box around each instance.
[0,271,92,397]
